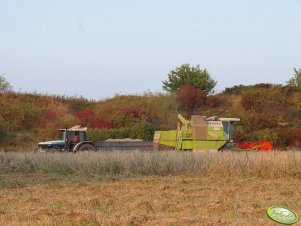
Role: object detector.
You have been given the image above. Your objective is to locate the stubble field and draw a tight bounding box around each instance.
[0,151,301,225]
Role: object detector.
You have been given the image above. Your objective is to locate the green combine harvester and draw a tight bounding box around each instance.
[153,114,240,151]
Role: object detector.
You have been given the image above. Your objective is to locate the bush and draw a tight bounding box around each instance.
[223,85,247,95]
[240,87,290,115]
[251,129,279,144]
[240,90,265,112]
[0,125,7,143]
[129,122,155,140]
[177,84,206,114]
[276,128,301,148]
[287,108,301,128]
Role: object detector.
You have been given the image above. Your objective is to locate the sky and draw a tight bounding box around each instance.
[1,0,300,100]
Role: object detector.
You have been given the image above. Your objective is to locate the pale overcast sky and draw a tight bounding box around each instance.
[1,0,300,99]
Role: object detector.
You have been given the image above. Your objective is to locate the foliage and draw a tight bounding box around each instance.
[0,125,7,143]
[223,85,247,95]
[0,74,12,93]
[1,82,301,150]
[287,68,301,91]
[129,122,155,140]
[177,84,206,114]
[75,109,113,129]
[162,64,216,93]
[206,94,230,108]
[75,109,95,126]
[287,108,301,128]
[87,122,155,142]
[240,86,290,114]
[91,118,112,129]
[111,107,147,128]
[223,83,282,95]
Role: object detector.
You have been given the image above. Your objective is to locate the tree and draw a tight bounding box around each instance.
[162,64,217,93]
[0,74,12,93]
[287,68,301,91]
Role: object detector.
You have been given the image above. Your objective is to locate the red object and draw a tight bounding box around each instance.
[236,141,273,152]
[72,136,79,143]
[91,118,113,129]
[75,109,95,126]
[178,84,207,112]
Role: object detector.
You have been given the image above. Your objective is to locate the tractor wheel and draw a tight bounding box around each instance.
[78,144,95,152]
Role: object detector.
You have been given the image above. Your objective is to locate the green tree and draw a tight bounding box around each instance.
[162,64,217,93]
[287,68,301,91]
[0,74,12,93]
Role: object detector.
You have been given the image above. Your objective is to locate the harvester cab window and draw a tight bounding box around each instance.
[222,122,235,140]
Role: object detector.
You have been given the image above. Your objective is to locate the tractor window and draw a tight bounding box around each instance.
[79,131,87,142]
[60,131,66,141]
[68,131,75,141]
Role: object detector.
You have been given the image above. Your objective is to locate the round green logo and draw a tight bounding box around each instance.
[267,206,299,225]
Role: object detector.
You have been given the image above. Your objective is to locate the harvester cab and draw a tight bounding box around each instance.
[153,114,240,152]
[38,125,95,152]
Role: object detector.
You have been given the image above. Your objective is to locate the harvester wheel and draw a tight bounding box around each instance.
[78,144,95,152]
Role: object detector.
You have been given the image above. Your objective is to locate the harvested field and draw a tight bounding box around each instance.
[1,177,301,225]
[0,151,301,225]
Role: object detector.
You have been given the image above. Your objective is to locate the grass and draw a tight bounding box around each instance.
[1,151,301,180]
[1,151,301,225]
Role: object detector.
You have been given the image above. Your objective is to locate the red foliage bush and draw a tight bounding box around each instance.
[75,109,113,129]
[178,84,206,113]
[124,108,146,119]
[91,118,113,129]
[44,111,57,121]
[75,109,95,126]
[39,111,58,128]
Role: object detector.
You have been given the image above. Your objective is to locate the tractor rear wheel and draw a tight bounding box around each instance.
[78,144,95,152]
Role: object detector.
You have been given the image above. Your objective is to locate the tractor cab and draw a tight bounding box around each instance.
[59,126,89,150]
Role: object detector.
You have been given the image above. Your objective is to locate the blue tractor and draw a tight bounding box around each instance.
[37,125,95,152]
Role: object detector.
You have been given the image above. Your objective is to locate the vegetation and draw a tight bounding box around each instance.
[0,74,12,93]
[287,68,301,91]
[0,71,301,150]
[1,151,301,179]
[162,64,217,93]
[177,84,207,115]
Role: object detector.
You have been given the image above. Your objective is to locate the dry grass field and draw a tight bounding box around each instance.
[0,151,301,225]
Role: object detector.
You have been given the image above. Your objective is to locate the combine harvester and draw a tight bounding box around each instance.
[153,114,273,152]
